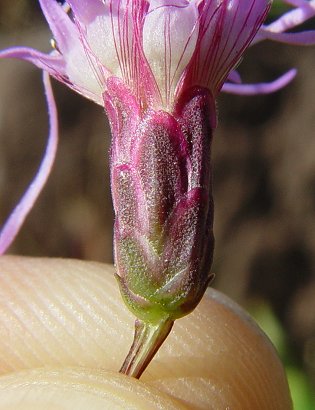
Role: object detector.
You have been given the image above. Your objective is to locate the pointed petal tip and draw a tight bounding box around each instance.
[0,46,66,77]
[222,68,297,95]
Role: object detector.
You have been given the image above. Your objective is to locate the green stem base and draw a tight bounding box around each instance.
[120,318,174,379]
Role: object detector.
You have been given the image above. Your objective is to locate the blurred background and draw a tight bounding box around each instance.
[0,2,314,408]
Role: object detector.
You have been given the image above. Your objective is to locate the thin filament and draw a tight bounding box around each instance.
[0,72,58,254]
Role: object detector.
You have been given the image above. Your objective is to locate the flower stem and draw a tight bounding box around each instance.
[120,318,174,379]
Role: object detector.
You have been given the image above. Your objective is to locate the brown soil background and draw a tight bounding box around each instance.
[1,3,314,390]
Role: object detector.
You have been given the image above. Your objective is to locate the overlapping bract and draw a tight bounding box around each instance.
[106,79,215,319]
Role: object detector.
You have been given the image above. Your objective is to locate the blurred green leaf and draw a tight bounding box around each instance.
[249,300,315,410]
[287,367,315,410]
[269,1,291,18]
[248,300,287,356]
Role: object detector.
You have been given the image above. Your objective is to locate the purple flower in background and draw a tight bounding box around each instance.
[0,0,315,377]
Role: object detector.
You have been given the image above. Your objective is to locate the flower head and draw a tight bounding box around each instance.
[2,0,271,110]
[2,1,314,108]
[1,0,315,377]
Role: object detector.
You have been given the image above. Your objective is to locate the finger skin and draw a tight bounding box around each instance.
[0,256,292,409]
[0,368,188,410]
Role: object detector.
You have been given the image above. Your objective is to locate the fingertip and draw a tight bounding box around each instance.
[0,256,292,409]
[0,367,188,410]
[0,256,133,373]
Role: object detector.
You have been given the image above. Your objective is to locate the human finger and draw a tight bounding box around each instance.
[0,256,292,409]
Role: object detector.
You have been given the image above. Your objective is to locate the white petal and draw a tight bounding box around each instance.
[86,13,122,78]
[65,42,103,97]
[143,0,199,108]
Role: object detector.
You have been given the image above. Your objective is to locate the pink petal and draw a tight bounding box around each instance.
[38,0,105,101]
[253,0,315,44]
[83,0,158,106]
[67,0,106,23]
[0,46,102,105]
[39,0,79,54]
[110,0,157,105]
[227,69,242,84]
[265,0,315,33]
[258,28,315,45]
[222,68,297,95]
[0,47,66,79]
[0,72,58,255]
[143,0,199,108]
[183,0,271,95]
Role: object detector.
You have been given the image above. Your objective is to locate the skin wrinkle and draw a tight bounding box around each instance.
[0,270,64,368]
[68,282,121,338]
[39,294,104,365]
[0,345,14,372]
[0,277,37,368]
[66,302,126,358]
[39,269,112,341]
[11,267,86,366]
[201,296,286,407]
[3,260,75,368]
[0,316,41,370]
[73,262,132,318]
[152,376,243,410]
[28,260,132,369]
[26,259,133,368]
[0,309,28,372]
[146,302,283,407]
[0,369,188,410]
